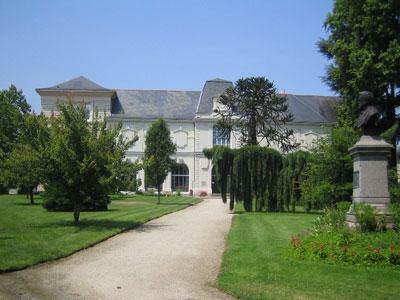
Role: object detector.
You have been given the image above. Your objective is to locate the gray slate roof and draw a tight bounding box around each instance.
[112,90,201,120]
[37,76,111,91]
[285,94,338,124]
[37,76,339,123]
[196,78,233,114]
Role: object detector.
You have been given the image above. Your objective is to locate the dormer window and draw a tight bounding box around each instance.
[213,96,228,113]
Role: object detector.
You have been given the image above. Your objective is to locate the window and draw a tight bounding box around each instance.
[171,164,189,192]
[213,125,230,146]
[85,103,92,121]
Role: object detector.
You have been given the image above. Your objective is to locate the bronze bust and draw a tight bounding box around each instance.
[355,91,383,136]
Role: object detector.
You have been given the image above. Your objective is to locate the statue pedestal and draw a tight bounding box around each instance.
[345,135,394,229]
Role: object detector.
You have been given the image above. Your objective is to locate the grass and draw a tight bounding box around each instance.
[218,212,400,300]
[0,194,200,272]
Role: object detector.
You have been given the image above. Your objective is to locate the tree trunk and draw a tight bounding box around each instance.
[29,187,34,205]
[386,86,397,169]
[157,184,161,205]
[73,201,81,224]
[248,113,258,145]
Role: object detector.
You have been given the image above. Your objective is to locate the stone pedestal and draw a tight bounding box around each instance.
[345,135,394,229]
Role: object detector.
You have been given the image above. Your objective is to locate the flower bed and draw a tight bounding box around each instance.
[290,228,400,267]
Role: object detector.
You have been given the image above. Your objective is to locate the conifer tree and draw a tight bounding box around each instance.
[215,77,297,152]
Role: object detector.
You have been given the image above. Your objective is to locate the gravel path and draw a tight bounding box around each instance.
[0,198,234,300]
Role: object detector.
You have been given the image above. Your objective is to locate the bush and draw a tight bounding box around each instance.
[312,208,346,233]
[300,126,359,209]
[390,203,400,229]
[336,201,351,213]
[354,203,377,232]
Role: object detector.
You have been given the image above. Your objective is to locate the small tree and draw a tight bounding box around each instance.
[2,114,49,204]
[3,145,41,204]
[215,77,298,152]
[42,102,134,224]
[113,160,142,192]
[143,119,176,204]
[300,126,359,210]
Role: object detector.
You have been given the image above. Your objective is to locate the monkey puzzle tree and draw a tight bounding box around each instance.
[215,77,298,152]
[143,118,176,204]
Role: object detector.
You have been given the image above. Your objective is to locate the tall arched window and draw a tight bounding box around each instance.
[213,125,230,146]
[171,164,189,192]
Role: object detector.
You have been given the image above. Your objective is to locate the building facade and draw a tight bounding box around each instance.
[37,76,338,195]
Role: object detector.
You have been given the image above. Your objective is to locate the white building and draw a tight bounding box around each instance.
[37,76,338,195]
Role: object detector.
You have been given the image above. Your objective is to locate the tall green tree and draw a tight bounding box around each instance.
[215,77,297,152]
[0,85,31,191]
[41,103,134,224]
[203,146,234,205]
[318,0,400,165]
[143,119,176,204]
[277,150,309,212]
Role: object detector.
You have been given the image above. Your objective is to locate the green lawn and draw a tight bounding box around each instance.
[218,212,400,300]
[0,194,200,272]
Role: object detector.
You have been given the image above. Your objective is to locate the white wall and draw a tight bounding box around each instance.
[41,94,112,119]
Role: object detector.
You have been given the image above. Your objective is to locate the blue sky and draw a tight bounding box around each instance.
[0,0,334,112]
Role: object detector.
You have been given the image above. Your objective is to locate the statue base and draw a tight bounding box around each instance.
[345,135,394,229]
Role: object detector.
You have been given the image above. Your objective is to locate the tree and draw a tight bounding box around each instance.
[215,77,298,152]
[204,145,282,212]
[318,0,400,166]
[3,145,41,204]
[203,146,234,206]
[2,114,49,204]
[0,85,31,192]
[41,103,135,224]
[113,159,142,192]
[143,119,176,204]
[300,126,359,210]
[277,150,309,212]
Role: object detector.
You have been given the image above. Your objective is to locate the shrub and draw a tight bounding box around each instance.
[390,203,400,230]
[354,203,377,232]
[300,126,359,210]
[312,208,346,233]
[336,201,351,213]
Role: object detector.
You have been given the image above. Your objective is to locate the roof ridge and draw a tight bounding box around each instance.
[44,76,109,90]
[279,92,338,98]
[206,78,231,83]
[115,88,201,93]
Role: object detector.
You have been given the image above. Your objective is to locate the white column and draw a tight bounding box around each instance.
[163,172,172,192]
